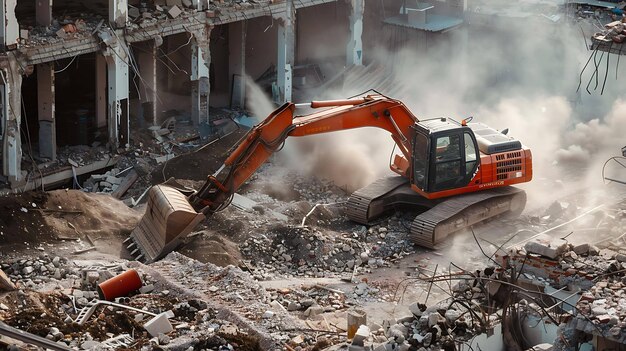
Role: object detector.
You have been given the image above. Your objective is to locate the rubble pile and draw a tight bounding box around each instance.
[593,19,626,44]
[241,222,414,281]
[22,14,106,46]
[0,254,270,350]
[572,277,626,343]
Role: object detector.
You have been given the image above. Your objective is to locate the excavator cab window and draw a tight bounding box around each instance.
[433,134,463,191]
[464,132,478,176]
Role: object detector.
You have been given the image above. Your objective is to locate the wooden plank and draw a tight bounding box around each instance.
[111,170,139,199]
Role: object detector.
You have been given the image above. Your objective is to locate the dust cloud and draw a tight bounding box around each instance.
[245,15,626,205]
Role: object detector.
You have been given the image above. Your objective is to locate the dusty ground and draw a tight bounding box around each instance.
[1,129,625,350]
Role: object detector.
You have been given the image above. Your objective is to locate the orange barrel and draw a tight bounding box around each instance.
[97,269,143,301]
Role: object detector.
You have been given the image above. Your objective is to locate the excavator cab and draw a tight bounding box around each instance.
[412,118,480,195]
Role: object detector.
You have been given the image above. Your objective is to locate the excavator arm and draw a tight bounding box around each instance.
[126,94,420,262]
[190,94,418,213]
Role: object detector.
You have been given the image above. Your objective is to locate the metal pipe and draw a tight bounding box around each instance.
[0,322,71,351]
[310,98,366,108]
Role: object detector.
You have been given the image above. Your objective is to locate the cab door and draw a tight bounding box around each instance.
[429,131,479,192]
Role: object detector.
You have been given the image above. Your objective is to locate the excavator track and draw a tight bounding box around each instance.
[346,176,526,249]
[410,187,526,249]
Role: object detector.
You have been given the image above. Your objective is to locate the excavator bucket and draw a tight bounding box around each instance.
[125,184,205,263]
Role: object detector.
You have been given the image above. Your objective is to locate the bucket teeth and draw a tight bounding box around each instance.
[123,237,132,245]
[135,254,145,262]
[127,242,137,251]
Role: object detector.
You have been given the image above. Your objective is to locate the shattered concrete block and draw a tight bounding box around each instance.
[262,310,274,319]
[444,309,461,323]
[270,300,286,313]
[106,176,122,185]
[182,0,193,8]
[168,5,183,18]
[166,0,183,6]
[524,234,568,259]
[573,243,590,255]
[352,325,370,346]
[128,7,140,18]
[144,313,173,337]
[428,312,440,327]
[139,284,155,294]
[304,306,324,318]
[408,302,425,317]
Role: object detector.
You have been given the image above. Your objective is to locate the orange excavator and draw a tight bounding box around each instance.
[126,94,532,263]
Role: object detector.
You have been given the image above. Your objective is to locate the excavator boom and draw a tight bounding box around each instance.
[127,94,420,262]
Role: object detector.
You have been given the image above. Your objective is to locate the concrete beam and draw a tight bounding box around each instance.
[346,0,364,66]
[17,0,338,66]
[275,0,295,104]
[110,0,128,29]
[0,0,19,49]
[1,53,23,185]
[137,41,158,126]
[36,0,53,27]
[104,44,130,149]
[37,63,56,160]
[190,26,212,127]
[228,21,246,108]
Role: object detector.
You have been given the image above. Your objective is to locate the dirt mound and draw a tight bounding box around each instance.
[43,190,141,240]
[180,232,243,267]
[0,191,48,245]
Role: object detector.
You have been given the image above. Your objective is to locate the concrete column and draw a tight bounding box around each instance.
[193,0,208,11]
[95,54,107,129]
[0,0,19,49]
[228,21,246,108]
[346,0,364,66]
[37,63,56,160]
[105,45,130,149]
[110,0,128,29]
[36,0,53,27]
[275,0,295,104]
[1,54,23,184]
[137,41,158,126]
[190,26,211,127]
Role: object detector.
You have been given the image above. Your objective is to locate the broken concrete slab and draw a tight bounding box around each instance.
[144,313,173,337]
[168,5,183,18]
[352,325,369,346]
[524,234,568,259]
